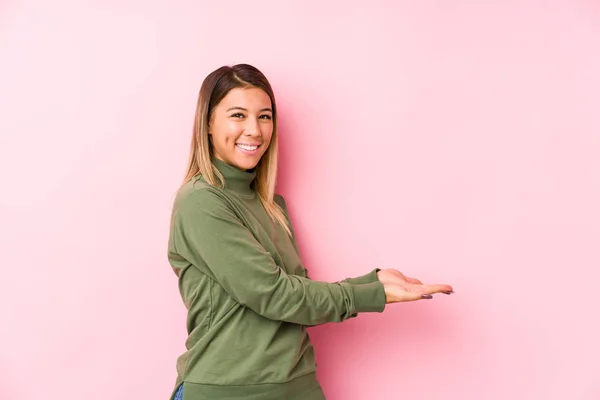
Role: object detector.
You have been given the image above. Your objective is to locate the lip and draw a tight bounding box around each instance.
[236,143,261,155]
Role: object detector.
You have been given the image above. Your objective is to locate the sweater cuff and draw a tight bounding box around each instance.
[347,281,386,313]
[342,268,381,285]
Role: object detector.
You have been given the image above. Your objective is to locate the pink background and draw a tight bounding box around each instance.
[1,1,599,399]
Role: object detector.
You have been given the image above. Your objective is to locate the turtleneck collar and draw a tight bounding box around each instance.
[211,157,257,196]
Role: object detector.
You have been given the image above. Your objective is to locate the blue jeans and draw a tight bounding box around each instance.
[174,384,184,400]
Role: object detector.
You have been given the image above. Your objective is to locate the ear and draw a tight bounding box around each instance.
[207,111,214,134]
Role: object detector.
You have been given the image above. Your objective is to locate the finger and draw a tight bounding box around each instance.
[421,284,453,295]
[402,292,430,302]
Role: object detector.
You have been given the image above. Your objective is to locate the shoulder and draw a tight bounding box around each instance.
[274,193,289,212]
[274,193,286,206]
[174,177,227,214]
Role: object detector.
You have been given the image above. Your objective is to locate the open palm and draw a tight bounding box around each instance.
[376,269,453,303]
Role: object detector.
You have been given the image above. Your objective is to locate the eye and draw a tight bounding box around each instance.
[259,114,272,120]
[231,113,245,118]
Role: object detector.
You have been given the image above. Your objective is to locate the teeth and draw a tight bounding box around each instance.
[237,144,258,151]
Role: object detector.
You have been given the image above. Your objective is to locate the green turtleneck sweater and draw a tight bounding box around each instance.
[167,158,386,400]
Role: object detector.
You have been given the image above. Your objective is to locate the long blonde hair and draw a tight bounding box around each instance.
[182,64,290,235]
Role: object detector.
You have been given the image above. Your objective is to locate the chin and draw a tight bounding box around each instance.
[235,157,261,171]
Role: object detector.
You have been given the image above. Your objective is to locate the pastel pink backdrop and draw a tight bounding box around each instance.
[1,1,599,399]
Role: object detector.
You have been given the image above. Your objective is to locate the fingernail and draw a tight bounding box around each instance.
[422,294,433,299]
[444,291,454,295]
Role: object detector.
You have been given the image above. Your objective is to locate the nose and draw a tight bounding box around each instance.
[243,116,261,137]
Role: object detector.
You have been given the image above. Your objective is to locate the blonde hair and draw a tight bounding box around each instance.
[182,64,290,236]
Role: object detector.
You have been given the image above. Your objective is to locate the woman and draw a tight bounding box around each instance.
[167,64,453,400]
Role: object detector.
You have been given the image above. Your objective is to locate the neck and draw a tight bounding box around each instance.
[211,157,257,196]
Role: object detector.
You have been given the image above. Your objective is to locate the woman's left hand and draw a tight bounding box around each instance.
[376,269,454,298]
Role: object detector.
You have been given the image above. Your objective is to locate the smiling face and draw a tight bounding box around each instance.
[208,87,274,171]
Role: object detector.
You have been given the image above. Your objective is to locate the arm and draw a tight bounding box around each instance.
[274,195,455,304]
[340,268,381,284]
[172,188,386,326]
[275,194,381,285]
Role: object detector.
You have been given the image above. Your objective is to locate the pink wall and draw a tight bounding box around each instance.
[1,1,599,399]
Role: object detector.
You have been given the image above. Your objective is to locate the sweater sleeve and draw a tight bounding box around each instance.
[172,189,385,325]
[275,194,382,285]
[341,269,381,284]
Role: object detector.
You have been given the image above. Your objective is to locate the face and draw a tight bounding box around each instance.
[208,87,274,171]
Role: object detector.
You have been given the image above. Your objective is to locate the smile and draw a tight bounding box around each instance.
[236,143,260,151]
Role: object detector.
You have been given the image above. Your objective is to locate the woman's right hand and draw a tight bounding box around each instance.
[379,271,453,303]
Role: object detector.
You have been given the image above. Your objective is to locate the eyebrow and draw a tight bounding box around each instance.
[225,106,273,113]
